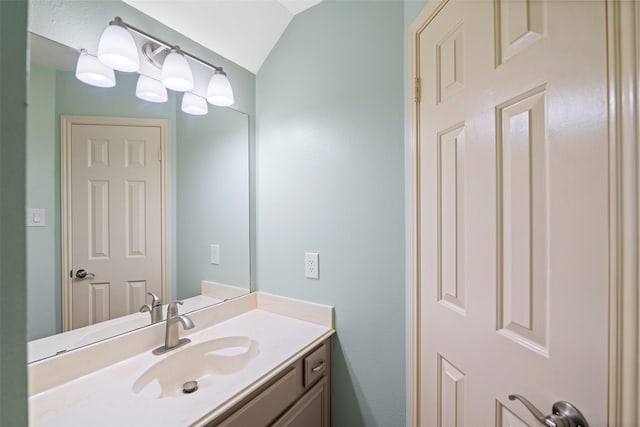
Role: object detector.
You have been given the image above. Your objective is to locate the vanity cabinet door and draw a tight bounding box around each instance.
[271,377,330,427]
[216,366,300,427]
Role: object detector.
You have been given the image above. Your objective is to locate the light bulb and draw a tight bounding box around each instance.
[161,50,194,92]
[75,50,116,88]
[181,92,208,115]
[97,20,140,72]
[136,75,168,103]
[206,69,234,106]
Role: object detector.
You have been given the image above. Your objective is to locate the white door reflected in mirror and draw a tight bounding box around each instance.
[68,120,164,330]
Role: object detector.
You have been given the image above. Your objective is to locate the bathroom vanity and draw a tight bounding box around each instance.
[28,293,334,426]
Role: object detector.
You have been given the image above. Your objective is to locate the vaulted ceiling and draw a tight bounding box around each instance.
[122,0,322,74]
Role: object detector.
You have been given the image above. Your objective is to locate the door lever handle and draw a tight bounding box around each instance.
[508,394,589,427]
[75,269,95,279]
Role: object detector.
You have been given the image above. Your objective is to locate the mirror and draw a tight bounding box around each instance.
[26,32,252,363]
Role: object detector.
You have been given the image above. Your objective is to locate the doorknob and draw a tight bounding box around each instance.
[75,269,95,279]
[508,394,589,427]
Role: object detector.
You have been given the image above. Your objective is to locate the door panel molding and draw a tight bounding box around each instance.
[495,85,549,357]
[409,1,638,426]
[60,115,169,332]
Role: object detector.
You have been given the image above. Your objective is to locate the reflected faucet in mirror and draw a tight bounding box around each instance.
[139,292,163,323]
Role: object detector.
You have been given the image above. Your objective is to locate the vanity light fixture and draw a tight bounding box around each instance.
[161,48,194,92]
[97,17,140,72]
[135,75,168,103]
[76,16,235,113]
[75,49,116,88]
[181,92,208,115]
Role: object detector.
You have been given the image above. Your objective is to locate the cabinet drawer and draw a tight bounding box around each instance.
[303,344,327,388]
[217,366,299,427]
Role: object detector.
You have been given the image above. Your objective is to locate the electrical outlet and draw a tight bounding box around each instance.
[210,244,220,265]
[304,252,319,279]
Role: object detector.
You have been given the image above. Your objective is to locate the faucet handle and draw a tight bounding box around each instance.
[147,292,161,307]
[167,301,184,317]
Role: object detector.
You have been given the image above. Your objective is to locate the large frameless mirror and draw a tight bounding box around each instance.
[26,29,252,363]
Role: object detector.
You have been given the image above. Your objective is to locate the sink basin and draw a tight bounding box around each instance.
[132,336,259,398]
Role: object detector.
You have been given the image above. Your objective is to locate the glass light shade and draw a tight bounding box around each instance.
[181,92,208,115]
[135,75,168,103]
[75,51,116,88]
[206,70,234,106]
[161,51,194,92]
[97,23,140,72]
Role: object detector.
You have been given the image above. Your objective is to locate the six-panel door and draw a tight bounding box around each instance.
[417,0,609,425]
[70,124,163,329]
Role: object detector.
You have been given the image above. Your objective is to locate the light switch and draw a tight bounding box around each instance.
[210,244,220,265]
[26,208,46,227]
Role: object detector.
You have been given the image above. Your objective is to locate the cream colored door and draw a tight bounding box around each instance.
[416,0,608,425]
[70,123,163,329]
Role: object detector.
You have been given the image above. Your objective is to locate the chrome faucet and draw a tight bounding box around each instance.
[139,292,163,323]
[152,301,194,355]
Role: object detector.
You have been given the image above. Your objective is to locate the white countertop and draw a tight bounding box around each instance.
[28,292,334,427]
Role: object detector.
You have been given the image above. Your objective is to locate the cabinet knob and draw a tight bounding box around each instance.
[311,361,325,373]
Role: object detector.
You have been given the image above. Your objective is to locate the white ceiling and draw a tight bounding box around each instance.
[122,0,322,74]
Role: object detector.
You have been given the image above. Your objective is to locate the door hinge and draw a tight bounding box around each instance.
[414,77,421,103]
[158,148,162,162]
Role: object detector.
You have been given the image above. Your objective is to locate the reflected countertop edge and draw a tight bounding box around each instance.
[27,279,252,364]
[27,293,224,364]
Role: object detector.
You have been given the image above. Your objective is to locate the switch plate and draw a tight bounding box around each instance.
[210,244,220,265]
[305,252,319,279]
[26,208,46,227]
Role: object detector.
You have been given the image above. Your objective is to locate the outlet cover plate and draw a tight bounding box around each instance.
[305,252,319,279]
[210,244,220,265]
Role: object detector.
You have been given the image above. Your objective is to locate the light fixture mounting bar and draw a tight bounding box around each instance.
[111,16,223,72]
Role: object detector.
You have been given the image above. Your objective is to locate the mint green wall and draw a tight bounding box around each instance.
[177,110,250,298]
[26,64,58,339]
[0,0,28,424]
[256,1,406,425]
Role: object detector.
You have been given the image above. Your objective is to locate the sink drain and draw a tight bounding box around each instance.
[182,380,198,394]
